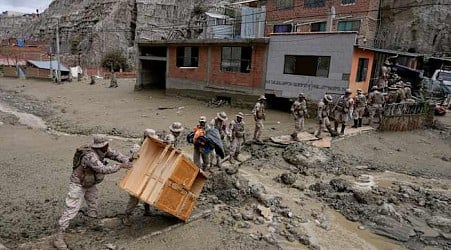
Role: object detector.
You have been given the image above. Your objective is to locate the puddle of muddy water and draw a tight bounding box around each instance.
[0,101,47,129]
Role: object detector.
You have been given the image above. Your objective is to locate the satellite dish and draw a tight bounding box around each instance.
[330,6,336,19]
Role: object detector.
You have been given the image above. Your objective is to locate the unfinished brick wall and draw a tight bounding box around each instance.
[25,67,51,79]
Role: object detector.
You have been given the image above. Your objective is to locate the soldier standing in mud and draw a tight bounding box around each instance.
[163,122,184,148]
[252,95,266,143]
[315,95,337,138]
[290,93,308,141]
[386,86,399,104]
[192,116,210,170]
[229,112,246,164]
[379,60,391,91]
[367,86,385,126]
[123,129,159,226]
[109,72,118,88]
[54,134,131,250]
[89,75,96,85]
[352,89,367,128]
[334,89,353,135]
[208,112,228,168]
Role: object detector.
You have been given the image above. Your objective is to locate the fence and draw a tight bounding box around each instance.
[379,102,434,131]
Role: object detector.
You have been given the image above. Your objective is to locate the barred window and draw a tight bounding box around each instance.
[356,58,369,82]
[304,0,325,8]
[342,0,356,4]
[176,47,199,67]
[338,20,361,31]
[276,0,294,9]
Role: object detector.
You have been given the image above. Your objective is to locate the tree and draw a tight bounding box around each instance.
[101,50,128,72]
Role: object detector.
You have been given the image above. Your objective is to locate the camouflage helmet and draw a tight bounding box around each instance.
[258,95,266,101]
[199,116,207,123]
[357,88,363,93]
[216,111,228,121]
[324,95,333,103]
[236,112,244,118]
[298,93,305,98]
[169,122,184,133]
[91,134,111,148]
[345,89,352,94]
[143,129,158,139]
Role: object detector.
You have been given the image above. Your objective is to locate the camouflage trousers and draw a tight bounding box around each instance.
[229,137,244,157]
[193,146,210,170]
[294,116,305,133]
[353,107,365,119]
[369,104,383,123]
[57,182,98,231]
[253,119,264,141]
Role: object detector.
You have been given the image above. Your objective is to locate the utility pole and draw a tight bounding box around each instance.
[56,18,61,83]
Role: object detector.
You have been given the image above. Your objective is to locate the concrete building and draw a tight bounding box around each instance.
[266,32,374,100]
[136,38,268,105]
[264,0,380,46]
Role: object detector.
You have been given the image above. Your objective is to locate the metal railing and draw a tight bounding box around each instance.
[383,102,430,117]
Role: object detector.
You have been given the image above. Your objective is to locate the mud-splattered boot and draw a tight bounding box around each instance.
[340,125,346,135]
[334,122,339,135]
[53,230,68,250]
[327,126,338,137]
[358,118,363,127]
[352,119,358,128]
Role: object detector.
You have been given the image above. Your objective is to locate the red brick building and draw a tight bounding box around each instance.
[265,0,380,46]
[137,39,269,105]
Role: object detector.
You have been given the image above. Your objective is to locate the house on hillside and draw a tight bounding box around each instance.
[24,60,70,80]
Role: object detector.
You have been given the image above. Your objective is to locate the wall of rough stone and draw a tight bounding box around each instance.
[378,0,451,55]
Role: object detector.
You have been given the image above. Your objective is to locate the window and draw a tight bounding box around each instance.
[356,58,369,82]
[341,0,356,4]
[221,47,252,73]
[304,0,325,8]
[337,20,360,31]
[176,47,199,67]
[310,22,326,32]
[273,24,292,33]
[284,55,331,77]
[276,0,294,10]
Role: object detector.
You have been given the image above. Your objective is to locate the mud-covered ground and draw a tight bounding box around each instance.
[0,78,450,250]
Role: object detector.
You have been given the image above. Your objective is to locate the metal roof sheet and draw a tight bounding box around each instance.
[27,60,70,72]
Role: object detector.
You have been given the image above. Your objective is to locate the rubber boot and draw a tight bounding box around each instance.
[352,119,358,128]
[53,230,68,250]
[144,203,151,216]
[233,154,242,162]
[358,118,363,127]
[327,126,338,137]
[229,155,235,164]
[340,125,346,135]
[334,122,339,134]
[315,129,322,139]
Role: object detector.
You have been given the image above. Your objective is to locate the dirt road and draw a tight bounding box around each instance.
[0,78,450,250]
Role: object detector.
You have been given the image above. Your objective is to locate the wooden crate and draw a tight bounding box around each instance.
[120,137,207,221]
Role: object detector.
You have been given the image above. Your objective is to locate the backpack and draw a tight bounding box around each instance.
[73,145,93,170]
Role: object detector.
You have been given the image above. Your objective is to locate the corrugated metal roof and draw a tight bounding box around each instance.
[205,12,229,19]
[356,46,420,57]
[27,60,70,72]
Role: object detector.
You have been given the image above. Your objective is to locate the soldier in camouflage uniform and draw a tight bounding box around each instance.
[352,89,367,128]
[334,89,354,135]
[252,95,266,143]
[290,93,308,140]
[123,129,159,226]
[315,95,337,138]
[209,112,228,168]
[54,134,131,250]
[163,122,184,148]
[229,112,246,164]
[386,86,399,104]
[109,72,118,88]
[368,86,385,126]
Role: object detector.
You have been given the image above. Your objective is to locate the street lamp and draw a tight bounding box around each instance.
[51,15,62,83]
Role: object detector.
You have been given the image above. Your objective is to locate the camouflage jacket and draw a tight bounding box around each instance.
[71,148,128,187]
[291,100,307,118]
[230,120,245,138]
[252,102,265,120]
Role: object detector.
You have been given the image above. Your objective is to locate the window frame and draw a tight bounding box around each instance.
[273,24,293,33]
[220,46,252,73]
[176,46,199,68]
[304,0,326,8]
[276,0,294,10]
[356,58,369,82]
[310,21,327,32]
[283,55,331,78]
[337,20,361,32]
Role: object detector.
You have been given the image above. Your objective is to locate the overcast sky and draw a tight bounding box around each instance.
[0,0,52,14]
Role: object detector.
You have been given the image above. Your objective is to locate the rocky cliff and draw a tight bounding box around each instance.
[378,0,451,55]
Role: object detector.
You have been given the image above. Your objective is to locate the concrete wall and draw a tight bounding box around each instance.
[265,33,357,101]
[348,48,374,95]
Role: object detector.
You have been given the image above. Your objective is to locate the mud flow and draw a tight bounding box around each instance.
[0,78,450,250]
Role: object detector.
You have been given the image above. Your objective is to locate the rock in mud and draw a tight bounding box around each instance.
[427,216,451,232]
[0,243,9,250]
[237,221,252,229]
[280,172,297,185]
[282,143,330,167]
[262,234,277,245]
[372,215,416,242]
[242,212,254,221]
[329,179,352,192]
[204,171,251,206]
